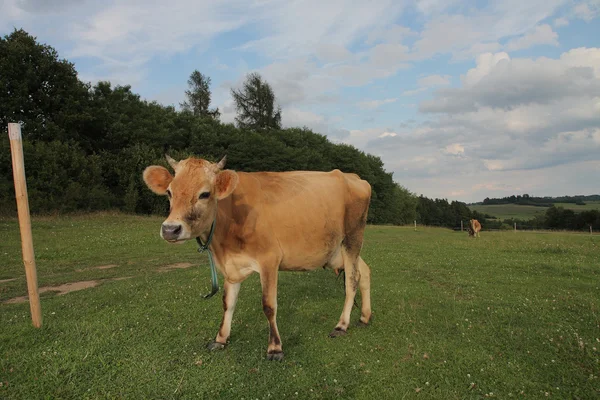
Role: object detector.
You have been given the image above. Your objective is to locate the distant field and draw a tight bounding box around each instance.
[470,201,600,221]
[554,201,600,211]
[468,204,547,220]
[1,214,599,398]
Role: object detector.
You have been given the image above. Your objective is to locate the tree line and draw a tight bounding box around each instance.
[0,29,417,224]
[479,194,600,207]
[499,207,600,231]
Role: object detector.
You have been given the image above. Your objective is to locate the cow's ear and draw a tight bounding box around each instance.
[143,166,173,195]
[215,170,238,200]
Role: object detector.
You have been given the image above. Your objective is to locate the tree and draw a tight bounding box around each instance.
[231,72,282,131]
[0,29,91,143]
[180,70,220,120]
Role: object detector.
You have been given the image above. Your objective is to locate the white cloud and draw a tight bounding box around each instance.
[219,98,237,125]
[345,127,399,149]
[368,43,411,68]
[418,74,451,87]
[403,87,428,96]
[443,143,465,155]
[412,1,568,60]
[574,1,600,21]
[463,52,511,86]
[553,17,569,27]
[357,98,398,110]
[402,75,451,97]
[413,14,487,59]
[282,108,324,127]
[239,0,406,59]
[314,44,353,63]
[505,24,559,51]
[421,49,600,114]
[415,0,463,16]
[366,24,416,45]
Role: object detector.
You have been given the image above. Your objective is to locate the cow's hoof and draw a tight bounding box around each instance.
[328,327,347,338]
[267,351,284,361]
[206,341,226,351]
[358,315,372,327]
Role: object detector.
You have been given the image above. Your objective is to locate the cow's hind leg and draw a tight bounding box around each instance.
[208,280,241,351]
[357,256,372,325]
[330,248,361,337]
[260,267,284,361]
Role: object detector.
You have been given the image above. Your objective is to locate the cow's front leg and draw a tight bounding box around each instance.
[207,280,240,351]
[260,268,283,361]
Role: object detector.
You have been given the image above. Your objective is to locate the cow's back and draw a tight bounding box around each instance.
[230,170,370,270]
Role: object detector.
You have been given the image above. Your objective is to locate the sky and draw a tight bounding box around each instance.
[1,0,599,202]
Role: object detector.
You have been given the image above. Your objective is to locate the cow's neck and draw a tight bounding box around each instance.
[198,197,229,252]
[196,218,216,250]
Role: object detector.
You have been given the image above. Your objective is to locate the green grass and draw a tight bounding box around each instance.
[1,214,599,399]
[554,201,600,212]
[469,201,600,221]
[468,204,548,220]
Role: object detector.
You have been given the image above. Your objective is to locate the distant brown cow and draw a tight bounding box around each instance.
[143,155,372,361]
[469,219,481,237]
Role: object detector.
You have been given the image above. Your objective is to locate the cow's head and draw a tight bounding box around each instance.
[143,155,238,243]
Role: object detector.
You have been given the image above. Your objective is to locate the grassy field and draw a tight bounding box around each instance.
[469,201,600,221]
[554,201,600,211]
[468,204,547,220]
[1,214,599,399]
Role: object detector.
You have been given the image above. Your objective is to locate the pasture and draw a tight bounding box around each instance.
[1,214,599,399]
[554,201,600,212]
[469,201,600,221]
[468,204,547,220]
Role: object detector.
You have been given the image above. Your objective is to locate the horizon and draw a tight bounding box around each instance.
[2,0,599,203]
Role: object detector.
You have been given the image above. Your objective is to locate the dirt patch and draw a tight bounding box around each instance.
[0,278,17,284]
[157,262,194,273]
[4,280,100,304]
[95,264,118,270]
[112,276,134,281]
[76,264,118,272]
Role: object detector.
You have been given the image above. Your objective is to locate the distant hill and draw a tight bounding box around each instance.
[469,194,600,207]
[468,194,600,222]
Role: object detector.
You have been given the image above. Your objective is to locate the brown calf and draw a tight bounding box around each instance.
[469,219,482,237]
[143,155,372,360]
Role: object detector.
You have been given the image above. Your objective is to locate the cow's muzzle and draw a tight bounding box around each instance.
[161,223,183,242]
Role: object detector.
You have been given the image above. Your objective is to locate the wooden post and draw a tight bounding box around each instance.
[8,123,42,328]
[461,220,463,231]
[514,222,516,232]
[414,220,416,231]
[591,225,593,235]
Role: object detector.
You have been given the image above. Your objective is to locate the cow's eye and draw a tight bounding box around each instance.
[199,192,210,200]
[166,189,172,198]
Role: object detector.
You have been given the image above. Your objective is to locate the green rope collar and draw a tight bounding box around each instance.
[196,218,219,299]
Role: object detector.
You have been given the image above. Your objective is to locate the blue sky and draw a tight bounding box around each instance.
[2,0,599,202]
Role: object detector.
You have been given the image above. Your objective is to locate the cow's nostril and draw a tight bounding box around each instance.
[162,224,183,240]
